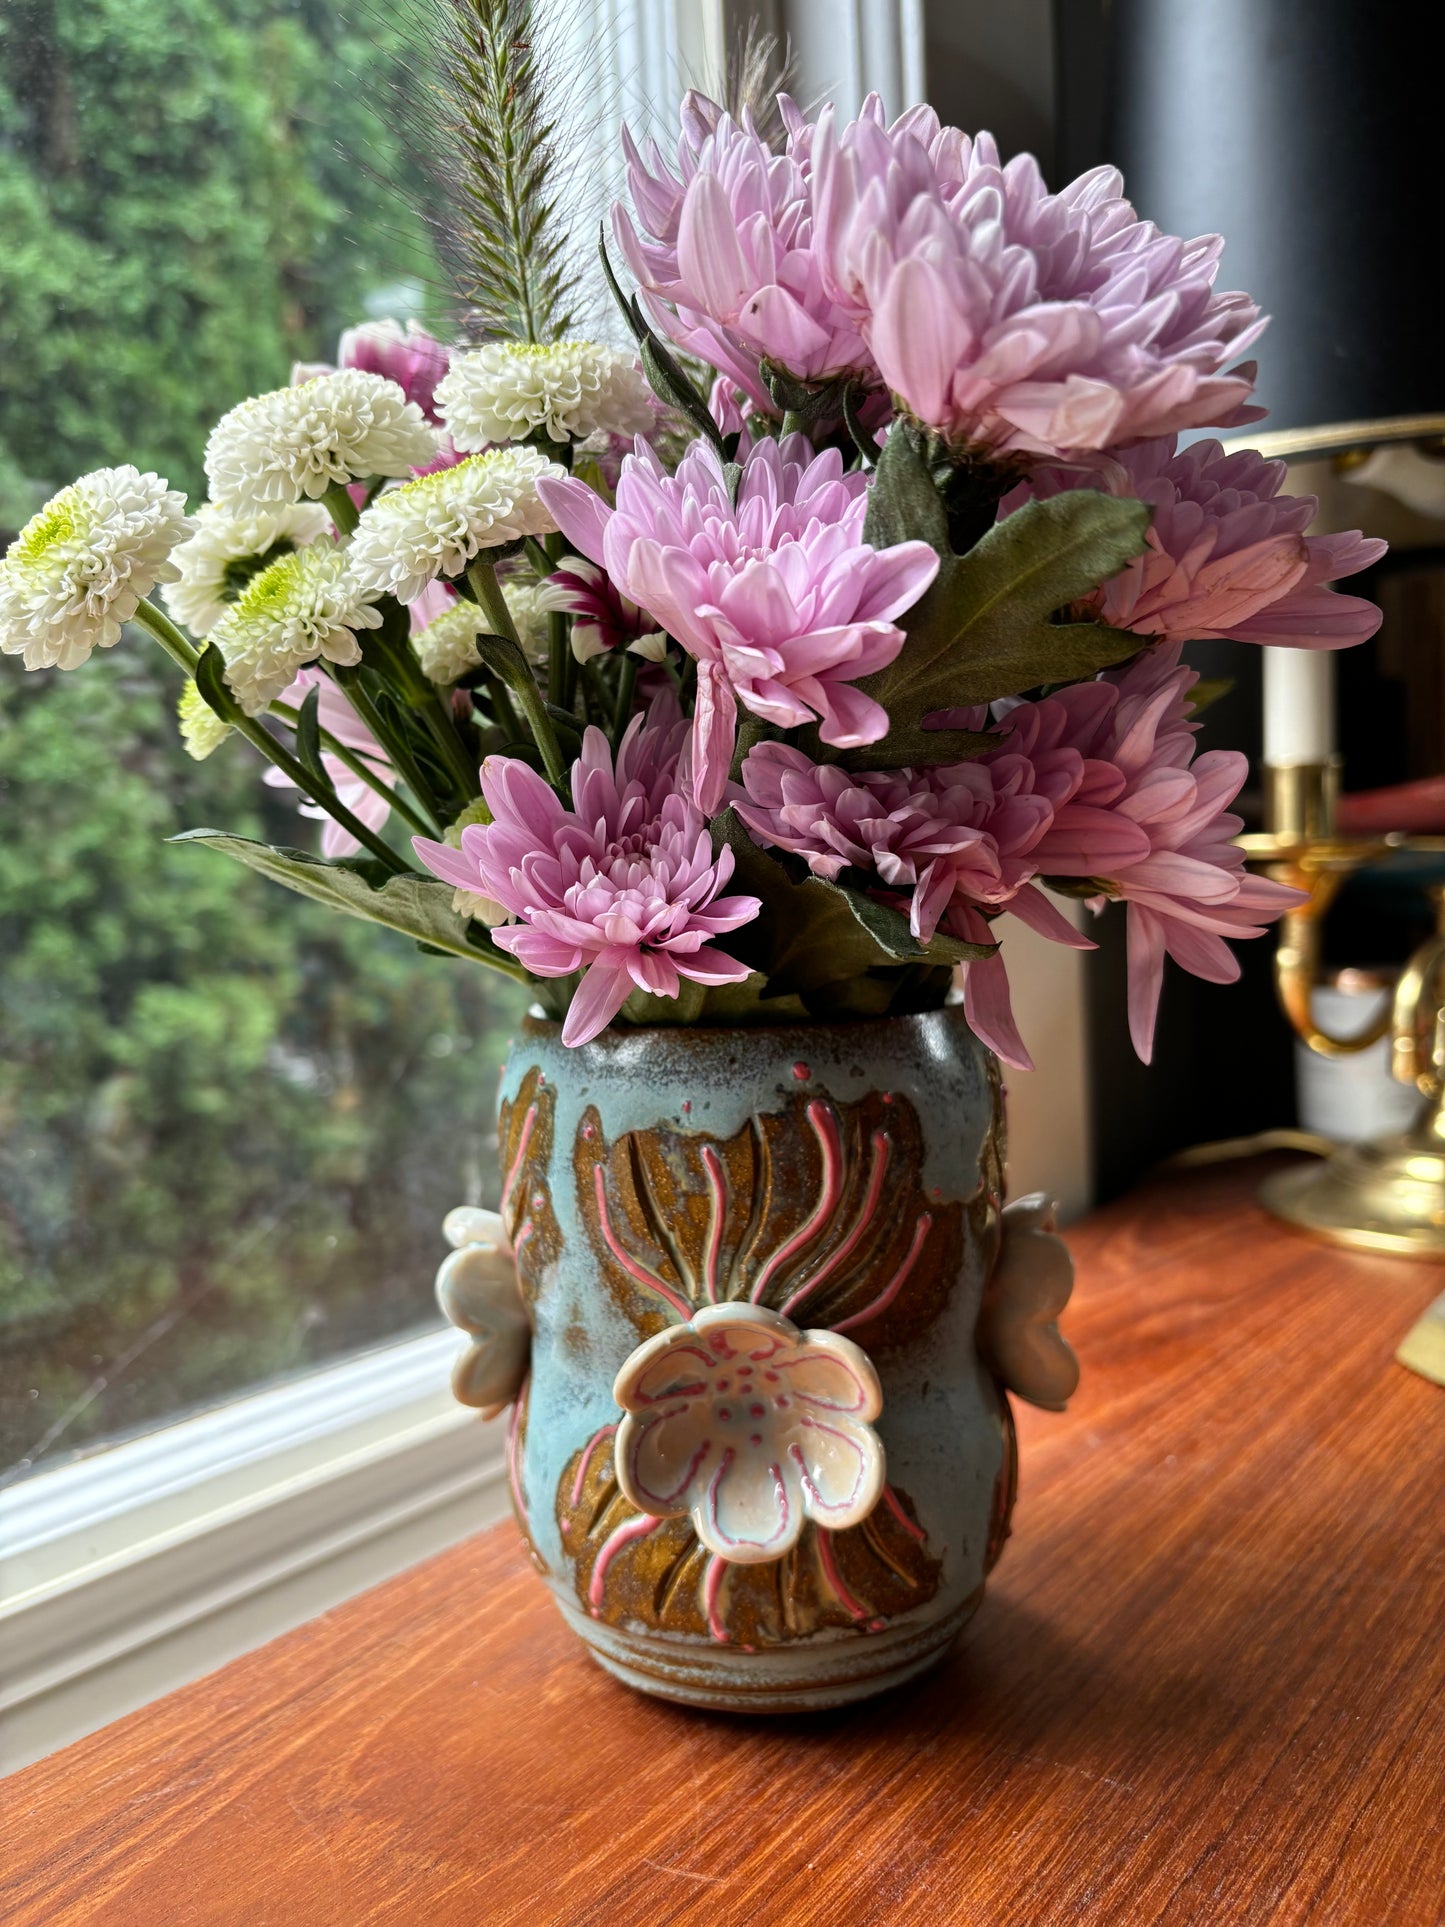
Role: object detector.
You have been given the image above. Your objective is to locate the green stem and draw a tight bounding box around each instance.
[611,652,637,738]
[323,483,360,538]
[780,411,806,439]
[544,533,574,710]
[484,672,523,745]
[413,677,482,804]
[468,560,567,787]
[269,697,434,840]
[329,666,444,837]
[132,598,199,675]
[130,603,409,874]
[240,723,409,873]
[577,655,608,729]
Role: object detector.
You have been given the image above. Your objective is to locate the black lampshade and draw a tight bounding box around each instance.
[1054,0,1445,445]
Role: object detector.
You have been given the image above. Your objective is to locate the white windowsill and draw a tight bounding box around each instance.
[0,1330,509,1776]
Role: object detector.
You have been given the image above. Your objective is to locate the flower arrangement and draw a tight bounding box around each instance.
[1,60,1387,1075]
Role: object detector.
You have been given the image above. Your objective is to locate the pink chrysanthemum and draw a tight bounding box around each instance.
[614,92,880,415]
[411,709,762,1046]
[1003,437,1387,648]
[264,668,397,859]
[538,435,938,812]
[997,645,1302,1060]
[338,321,451,425]
[811,107,1264,458]
[734,740,1088,1068]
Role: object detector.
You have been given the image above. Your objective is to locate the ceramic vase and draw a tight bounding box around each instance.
[436,1005,1078,1714]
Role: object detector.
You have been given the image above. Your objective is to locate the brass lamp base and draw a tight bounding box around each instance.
[1260,1120,1445,1259]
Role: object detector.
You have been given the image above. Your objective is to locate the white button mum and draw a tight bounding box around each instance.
[436,340,654,448]
[204,369,439,514]
[347,446,562,604]
[0,467,192,671]
[162,500,332,636]
[411,576,552,684]
[177,678,233,760]
[209,540,383,715]
[411,599,485,684]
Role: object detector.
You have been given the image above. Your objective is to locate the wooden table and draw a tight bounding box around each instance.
[6,1163,1444,1926]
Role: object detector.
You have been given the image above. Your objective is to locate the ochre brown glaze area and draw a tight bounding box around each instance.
[968,1055,1008,1286]
[497,1066,562,1310]
[985,1392,1017,1573]
[508,1377,548,1577]
[573,1087,970,1347]
[557,1431,942,1643]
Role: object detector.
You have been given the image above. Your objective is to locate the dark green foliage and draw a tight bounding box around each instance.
[0,654,528,1475]
[0,0,449,522]
[0,2,526,1477]
[849,425,1153,746]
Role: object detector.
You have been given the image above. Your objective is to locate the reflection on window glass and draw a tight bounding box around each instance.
[0,0,529,1481]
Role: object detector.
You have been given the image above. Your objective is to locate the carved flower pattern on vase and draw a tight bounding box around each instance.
[612,1302,886,1563]
[573,1087,963,1344]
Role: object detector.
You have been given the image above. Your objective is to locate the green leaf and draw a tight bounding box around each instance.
[830,722,996,772]
[853,432,1152,737]
[169,831,519,975]
[1187,676,1235,716]
[861,420,952,556]
[293,683,329,792]
[599,228,726,456]
[473,626,534,689]
[824,876,995,964]
[639,333,727,455]
[193,643,241,725]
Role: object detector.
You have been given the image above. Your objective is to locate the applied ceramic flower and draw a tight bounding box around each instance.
[435,1206,530,1419]
[613,1302,885,1564]
[977,1193,1080,1411]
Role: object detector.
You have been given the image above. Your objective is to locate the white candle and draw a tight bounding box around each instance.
[1263,647,1335,764]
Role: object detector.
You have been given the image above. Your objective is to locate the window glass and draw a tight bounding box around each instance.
[0,0,529,1483]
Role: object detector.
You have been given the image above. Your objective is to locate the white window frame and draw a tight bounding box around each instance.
[0,1331,507,1774]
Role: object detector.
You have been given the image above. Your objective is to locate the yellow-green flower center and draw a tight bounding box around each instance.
[234,551,304,616]
[14,490,81,564]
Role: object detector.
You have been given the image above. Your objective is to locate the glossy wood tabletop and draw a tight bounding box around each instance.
[6,1161,1444,1927]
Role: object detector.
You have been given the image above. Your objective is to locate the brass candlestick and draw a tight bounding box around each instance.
[1240,763,1445,1258]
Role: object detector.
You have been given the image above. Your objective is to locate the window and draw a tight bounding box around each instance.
[0,1,530,1488]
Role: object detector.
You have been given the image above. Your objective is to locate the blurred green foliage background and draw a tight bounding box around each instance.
[0,0,528,1478]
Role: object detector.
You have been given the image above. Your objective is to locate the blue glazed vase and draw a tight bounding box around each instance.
[438,1004,1077,1713]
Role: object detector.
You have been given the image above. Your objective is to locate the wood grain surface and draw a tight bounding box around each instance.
[6,1161,1444,1927]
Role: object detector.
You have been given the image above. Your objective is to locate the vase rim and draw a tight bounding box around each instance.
[519,997,977,1052]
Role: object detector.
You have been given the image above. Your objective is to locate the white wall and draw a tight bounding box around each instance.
[997,899,1094,1220]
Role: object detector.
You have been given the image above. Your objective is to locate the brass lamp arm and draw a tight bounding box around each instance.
[1254,851,1397,1057]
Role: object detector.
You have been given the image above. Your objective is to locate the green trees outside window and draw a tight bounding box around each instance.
[0,0,527,1477]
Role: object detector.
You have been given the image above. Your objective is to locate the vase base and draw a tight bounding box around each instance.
[555,1586,983,1714]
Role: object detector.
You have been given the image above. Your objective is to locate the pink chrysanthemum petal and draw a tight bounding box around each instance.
[1005,436,1385,649]
[413,707,761,1046]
